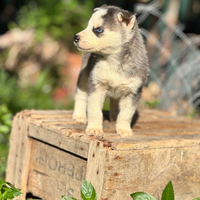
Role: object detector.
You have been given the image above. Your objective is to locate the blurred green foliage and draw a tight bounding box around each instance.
[0,104,12,180]
[145,100,159,109]
[10,0,94,50]
[187,110,199,119]
[0,69,62,114]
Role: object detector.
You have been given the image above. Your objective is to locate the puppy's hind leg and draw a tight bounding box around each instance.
[116,93,140,137]
[109,98,119,122]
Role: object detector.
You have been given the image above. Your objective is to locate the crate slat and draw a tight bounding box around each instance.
[28,140,87,199]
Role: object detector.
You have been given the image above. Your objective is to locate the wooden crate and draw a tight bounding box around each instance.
[6,109,200,200]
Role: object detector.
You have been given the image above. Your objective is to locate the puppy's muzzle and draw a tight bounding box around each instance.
[74,34,80,44]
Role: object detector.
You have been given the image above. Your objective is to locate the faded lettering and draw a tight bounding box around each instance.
[67,188,74,196]
[68,164,75,179]
[35,150,47,166]
[57,182,66,193]
[35,149,85,183]
[49,156,57,171]
[58,161,66,174]
[76,166,84,181]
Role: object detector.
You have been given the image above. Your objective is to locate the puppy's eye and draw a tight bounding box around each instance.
[93,27,104,37]
[96,27,103,33]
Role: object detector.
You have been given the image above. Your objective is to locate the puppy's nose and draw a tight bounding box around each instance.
[74,34,80,43]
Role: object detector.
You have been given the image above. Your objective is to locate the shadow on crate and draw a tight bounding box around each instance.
[102,110,139,127]
[26,192,41,200]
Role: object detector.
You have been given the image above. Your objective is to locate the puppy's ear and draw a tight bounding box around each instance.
[93,4,107,12]
[117,12,136,28]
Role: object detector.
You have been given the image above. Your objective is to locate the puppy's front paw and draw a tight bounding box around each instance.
[86,127,103,137]
[117,128,133,137]
[73,113,87,124]
[74,117,87,124]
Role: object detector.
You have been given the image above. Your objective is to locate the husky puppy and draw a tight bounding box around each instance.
[73,5,149,137]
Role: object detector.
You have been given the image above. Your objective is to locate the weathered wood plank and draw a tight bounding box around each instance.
[86,140,106,200]
[28,140,87,200]
[29,124,89,158]
[100,147,200,200]
[6,111,33,200]
[99,133,200,150]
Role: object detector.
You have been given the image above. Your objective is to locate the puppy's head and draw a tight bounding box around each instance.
[74,5,136,55]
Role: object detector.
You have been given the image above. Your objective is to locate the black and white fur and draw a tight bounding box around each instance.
[73,5,149,137]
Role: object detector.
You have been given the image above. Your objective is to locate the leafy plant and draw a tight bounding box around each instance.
[63,179,200,200]
[130,181,174,200]
[131,181,199,200]
[0,179,22,200]
[62,179,97,200]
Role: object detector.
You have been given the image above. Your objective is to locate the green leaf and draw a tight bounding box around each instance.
[192,198,200,200]
[2,188,14,199]
[12,190,23,197]
[130,192,157,200]
[3,187,22,199]
[0,180,23,200]
[161,181,174,200]
[0,192,3,200]
[5,182,16,190]
[81,179,97,200]
[62,195,77,200]
[0,179,6,190]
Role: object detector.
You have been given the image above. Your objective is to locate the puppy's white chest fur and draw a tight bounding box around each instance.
[92,59,142,99]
